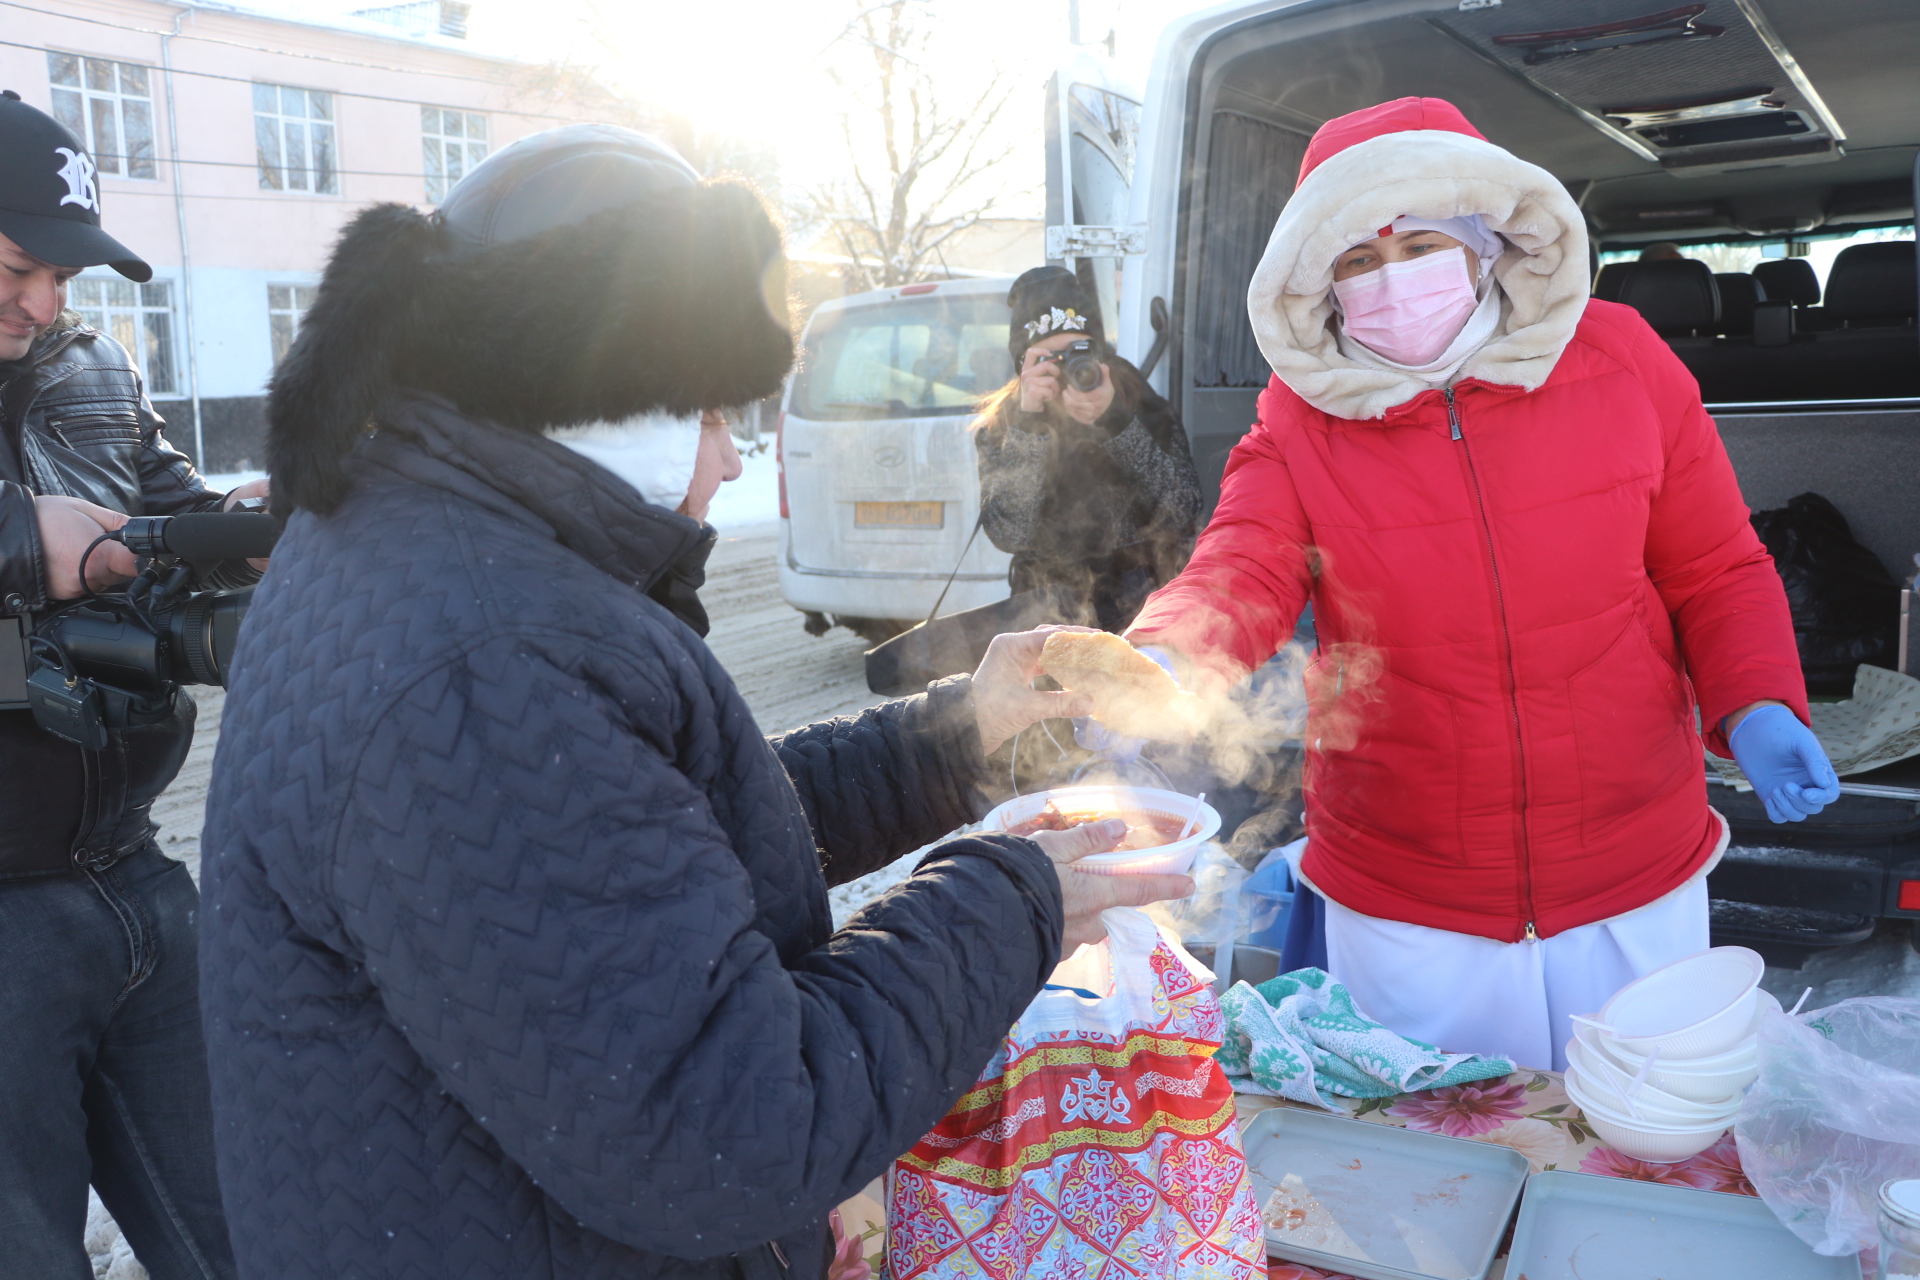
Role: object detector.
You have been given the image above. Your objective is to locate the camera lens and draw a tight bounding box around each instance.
[1065,353,1104,392]
[163,588,254,686]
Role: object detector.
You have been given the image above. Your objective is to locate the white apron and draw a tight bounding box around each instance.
[1287,813,1726,1072]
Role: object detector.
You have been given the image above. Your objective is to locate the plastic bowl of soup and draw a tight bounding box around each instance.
[982,786,1221,876]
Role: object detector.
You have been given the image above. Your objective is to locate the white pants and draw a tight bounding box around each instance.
[1296,821,1721,1072]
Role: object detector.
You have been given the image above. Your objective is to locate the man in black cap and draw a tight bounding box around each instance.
[0,90,247,1279]
[198,123,1188,1280]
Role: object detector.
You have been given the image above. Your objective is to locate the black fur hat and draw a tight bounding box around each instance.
[1006,265,1105,366]
[268,126,793,514]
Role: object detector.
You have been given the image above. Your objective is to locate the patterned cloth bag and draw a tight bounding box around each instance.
[886,908,1264,1280]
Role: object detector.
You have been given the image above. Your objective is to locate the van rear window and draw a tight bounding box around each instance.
[792,296,1015,420]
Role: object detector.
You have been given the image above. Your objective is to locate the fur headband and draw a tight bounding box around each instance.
[1246,128,1590,421]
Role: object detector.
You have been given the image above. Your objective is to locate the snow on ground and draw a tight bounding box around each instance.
[704,446,782,531]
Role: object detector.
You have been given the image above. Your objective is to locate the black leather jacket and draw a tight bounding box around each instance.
[0,321,247,876]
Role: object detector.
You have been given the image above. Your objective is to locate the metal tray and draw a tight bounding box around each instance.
[1242,1106,1529,1280]
[1503,1171,1858,1280]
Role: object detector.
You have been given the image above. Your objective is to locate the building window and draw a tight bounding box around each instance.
[422,107,487,203]
[268,284,319,364]
[70,277,179,396]
[254,84,337,194]
[47,53,157,179]
[352,2,471,39]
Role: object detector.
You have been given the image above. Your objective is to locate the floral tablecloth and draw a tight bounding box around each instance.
[1240,1070,1754,1280]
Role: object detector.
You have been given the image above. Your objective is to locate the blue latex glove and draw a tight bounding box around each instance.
[1727,704,1841,823]
[1071,645,1180,761]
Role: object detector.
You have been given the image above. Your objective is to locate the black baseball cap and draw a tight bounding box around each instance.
[0,89,151,282]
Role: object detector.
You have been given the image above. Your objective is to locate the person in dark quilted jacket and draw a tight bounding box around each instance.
[197,125,1193,1280]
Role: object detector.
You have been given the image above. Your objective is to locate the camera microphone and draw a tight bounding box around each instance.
[116,512,280,565]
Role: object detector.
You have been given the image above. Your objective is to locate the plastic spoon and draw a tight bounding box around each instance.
[1625,1046,1660,1102]
[1177,792,1208,842]
[1582,1036,1649,1122]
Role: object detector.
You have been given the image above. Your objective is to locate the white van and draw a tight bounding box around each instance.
[777,277,1017,642]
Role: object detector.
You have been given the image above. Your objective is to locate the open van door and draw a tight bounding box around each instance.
[1044,55,1144,356]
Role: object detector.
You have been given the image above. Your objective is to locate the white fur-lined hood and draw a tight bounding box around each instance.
[1246,128,1590,421]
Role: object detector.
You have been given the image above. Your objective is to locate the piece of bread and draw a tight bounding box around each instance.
[1039,632,1210,740]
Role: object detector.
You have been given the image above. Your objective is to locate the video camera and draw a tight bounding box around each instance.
[0,509,280,749]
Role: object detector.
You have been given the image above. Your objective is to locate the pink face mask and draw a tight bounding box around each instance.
[1332,247,1478,366]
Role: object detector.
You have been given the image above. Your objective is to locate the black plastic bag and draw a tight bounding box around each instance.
[1750,492,1899,695]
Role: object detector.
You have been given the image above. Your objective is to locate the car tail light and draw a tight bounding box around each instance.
[775,411,789,519]
[1900,879,1920,912]
[899,282,938,295]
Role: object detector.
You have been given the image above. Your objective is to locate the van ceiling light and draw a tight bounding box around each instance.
[1636,207,1718,219]
[1604,87,1780,128]
[1490,4,1722,66]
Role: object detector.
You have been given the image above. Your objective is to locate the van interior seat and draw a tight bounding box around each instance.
[1612,260,1762,402]
[1715,273,1763,337]
[1592,261,1633,303]
[1615,259,1721,342]
[1602,249,1919,404]
[1752,258,1822,307]
[1799,241,1920,400]
[1823,241,1918,327]
[1752,258,1830,333]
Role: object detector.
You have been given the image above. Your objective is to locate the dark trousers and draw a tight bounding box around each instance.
[0,845,236,1280]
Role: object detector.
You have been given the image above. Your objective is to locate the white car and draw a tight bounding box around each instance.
[777,276,1017,643]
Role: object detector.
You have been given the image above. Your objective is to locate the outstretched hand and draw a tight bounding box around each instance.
[972,625,1097,756]
[1028,818,1195,948]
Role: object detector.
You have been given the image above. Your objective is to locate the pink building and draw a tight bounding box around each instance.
[3,0,607,470]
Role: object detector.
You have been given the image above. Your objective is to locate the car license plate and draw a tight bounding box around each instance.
[855,501,944,529]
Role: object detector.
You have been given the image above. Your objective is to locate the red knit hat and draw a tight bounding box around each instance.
[1296,97,1488,187]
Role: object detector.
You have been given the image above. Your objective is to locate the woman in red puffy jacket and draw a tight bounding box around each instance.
[1127,98,1839,1071]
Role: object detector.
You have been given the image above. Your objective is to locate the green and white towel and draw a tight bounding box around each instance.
[1217,968,1516,1111]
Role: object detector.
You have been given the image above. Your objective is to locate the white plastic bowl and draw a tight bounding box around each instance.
[1564,1040,1743,1121]
[1565,1074,1732,1163]
[1591,947,1766,1059]
[982,785,1221,877]
[1577,990,1775,1101]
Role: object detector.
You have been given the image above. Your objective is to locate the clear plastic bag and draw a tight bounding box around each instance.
[1736,997,1920,1256]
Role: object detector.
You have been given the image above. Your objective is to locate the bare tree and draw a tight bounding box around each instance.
[806,0,1018,291]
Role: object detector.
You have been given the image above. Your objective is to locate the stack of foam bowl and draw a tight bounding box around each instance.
[1561,947,1773,1163]
[981,785,1221,876]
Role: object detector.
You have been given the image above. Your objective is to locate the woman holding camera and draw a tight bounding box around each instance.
[973,267,1201,633]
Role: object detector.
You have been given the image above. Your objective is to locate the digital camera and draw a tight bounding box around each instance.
[1036,339,1106,393]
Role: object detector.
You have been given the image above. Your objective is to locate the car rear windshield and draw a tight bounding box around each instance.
[792,294,1016,420]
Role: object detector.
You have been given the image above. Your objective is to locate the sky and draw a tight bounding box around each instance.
[441,0,1219,219]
